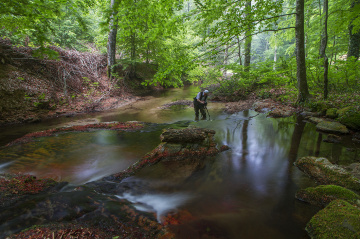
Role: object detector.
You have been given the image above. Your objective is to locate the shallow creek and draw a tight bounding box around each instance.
[0,86,359,238]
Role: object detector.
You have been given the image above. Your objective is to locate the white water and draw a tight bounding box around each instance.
[117,192,193,222]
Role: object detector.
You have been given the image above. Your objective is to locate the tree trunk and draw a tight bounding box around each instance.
[273,44,277,70]
[324,56,329,99]
[130,32,136,78]
[107,0,118,78]
[347,0,360,61]
[295,0,309,102]
[244,0,252,72]
[320,0,329,99]
[237,36,242,65]
[224,45,228,78]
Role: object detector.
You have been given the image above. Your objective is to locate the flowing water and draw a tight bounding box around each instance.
[0,86,359,238]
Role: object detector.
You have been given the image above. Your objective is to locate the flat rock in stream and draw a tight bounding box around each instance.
[316,121,349,134]
[306,117,324,124]
[159,100,193,109]
[106,126,230,182]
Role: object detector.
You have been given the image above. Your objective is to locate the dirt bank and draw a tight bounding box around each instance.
[0,39,141,126]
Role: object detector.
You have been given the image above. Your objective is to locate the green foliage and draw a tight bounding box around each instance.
[0,0,96,52]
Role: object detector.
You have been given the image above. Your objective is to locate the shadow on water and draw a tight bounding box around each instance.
[0,86,359,238]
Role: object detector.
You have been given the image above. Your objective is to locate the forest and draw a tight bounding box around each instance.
[1,0,360,238]
[1,0,359,112]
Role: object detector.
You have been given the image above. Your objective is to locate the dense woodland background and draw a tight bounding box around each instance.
[0,0,359,124]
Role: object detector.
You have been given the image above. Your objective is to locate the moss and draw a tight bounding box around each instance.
[326,108,338,119]
[316,121,349,134]
[337,106,360,130]
[306,200,360,239]
[296,185,360,207]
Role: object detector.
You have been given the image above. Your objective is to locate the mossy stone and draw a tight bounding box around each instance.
[316,121,349,134]
[306,199,360,239]
[326,108,338,119]
[296,185,360,207]
[337,106,360,130]
[294,157,360,192]
[307,117,324,124]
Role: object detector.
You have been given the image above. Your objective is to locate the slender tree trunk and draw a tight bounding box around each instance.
[273,44,277,70]
[130,32,136,78]
[237,36,242,65]
[347,0,360,61]
[224,45,228,78]
[107,0,118,78]
[320,0,329,99]
[295,0,309,102]
[244,0,252,72]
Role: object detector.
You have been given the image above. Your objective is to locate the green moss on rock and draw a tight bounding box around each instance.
[337,106,360,131]
[294,157,360,192]
[326,108,338,119]
[316,121,349,134]
[296,185,360,207]
[307,117,324,124]
[306,200,360,239]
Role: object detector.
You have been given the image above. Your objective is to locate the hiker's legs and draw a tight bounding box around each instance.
[194,102,200,120]
[199,106,206,120]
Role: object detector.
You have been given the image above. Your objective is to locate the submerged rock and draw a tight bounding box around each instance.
[294,157,360,192]
[306,200,360,239]
[323,134,342,143]
[0,173,66,208]
[316,121,349,134]
[295,185,360,208]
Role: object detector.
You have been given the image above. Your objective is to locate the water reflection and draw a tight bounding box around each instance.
[0,130,161,185]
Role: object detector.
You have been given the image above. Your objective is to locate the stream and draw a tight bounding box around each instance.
[0,86,359,238]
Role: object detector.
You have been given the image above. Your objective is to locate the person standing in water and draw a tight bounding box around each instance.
[193,89,209,120]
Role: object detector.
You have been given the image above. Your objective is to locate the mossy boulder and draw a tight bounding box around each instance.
[337,106,360,131]
[306,200,360,239]
[326,108,338,119]
[296,185,360,208]
[316,121,349,134]
[294,157,360,192]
